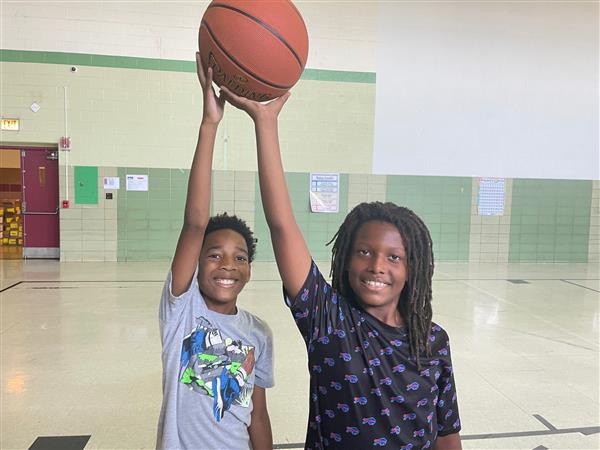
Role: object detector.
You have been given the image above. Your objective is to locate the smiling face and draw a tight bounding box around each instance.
[347,220,408,313]
[197,228,251,308]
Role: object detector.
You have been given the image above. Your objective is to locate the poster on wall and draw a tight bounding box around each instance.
[103,177,120,190]
[126,174,148,192]
[478,177,505,215]
[310,173,339,213]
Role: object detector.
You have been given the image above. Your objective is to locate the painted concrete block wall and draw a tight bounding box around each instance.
[348,174,387,210]
[469,178,513,263]
[58,166,595,263]
[116,167,185,262]
[212,171,256,233]
[1,58,375,174]
[1,2,377,72]
[386,176,472,261]
[253,172,349,262]
[113,168,257,262]
[60,166,118,262]
[588,180,600,262]
[509,180,592,262]
[1,1,377,174]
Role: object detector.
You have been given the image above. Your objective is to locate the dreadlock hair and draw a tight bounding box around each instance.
[204,213,257,262]
[328,202,434,369]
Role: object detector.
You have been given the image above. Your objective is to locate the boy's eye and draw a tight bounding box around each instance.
[208,254,221,260]
[358,249,370,256]
[389,255,402,262]
[236,255,248,262]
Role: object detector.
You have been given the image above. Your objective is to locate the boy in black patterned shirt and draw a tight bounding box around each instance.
[221,87,462,449]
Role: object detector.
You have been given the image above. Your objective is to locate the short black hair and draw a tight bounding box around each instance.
[328,202,434,368]
[204,213,257,262]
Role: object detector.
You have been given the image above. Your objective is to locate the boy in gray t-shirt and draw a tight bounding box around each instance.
[158,265,274,449]
[156,52,274,450]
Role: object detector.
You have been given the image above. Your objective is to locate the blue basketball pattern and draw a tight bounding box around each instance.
[285,262,461,449]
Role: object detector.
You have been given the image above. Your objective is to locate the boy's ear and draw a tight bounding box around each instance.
[246,264,252,281]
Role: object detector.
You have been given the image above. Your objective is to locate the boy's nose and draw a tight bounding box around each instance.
[368,254,385,273]
[221,256,236,270]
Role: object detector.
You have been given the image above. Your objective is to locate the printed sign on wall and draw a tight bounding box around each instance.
[478,177,505,216]
[126,174,148,192]
[310,173,339,213]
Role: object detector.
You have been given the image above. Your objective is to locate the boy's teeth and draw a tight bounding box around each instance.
[216,279,235,285]
[365,280,386,287]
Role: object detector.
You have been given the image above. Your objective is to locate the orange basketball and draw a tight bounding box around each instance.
[199,0,309,101]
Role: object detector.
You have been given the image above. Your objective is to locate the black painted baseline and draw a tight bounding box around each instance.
[560,279,600,293]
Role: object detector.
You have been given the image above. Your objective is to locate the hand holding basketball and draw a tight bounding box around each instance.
[196,52,225,125]
[220,85,291,123]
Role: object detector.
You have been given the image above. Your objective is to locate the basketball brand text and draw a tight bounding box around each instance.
[208,52,274,102]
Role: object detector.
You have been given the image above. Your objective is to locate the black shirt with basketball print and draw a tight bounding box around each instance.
[284,262,461,450]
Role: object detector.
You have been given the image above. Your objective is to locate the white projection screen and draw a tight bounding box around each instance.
[373,2,598,180]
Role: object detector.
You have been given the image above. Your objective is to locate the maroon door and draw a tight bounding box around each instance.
[21,148,59,258]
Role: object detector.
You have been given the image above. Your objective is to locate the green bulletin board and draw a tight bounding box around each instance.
[74,166,98,204]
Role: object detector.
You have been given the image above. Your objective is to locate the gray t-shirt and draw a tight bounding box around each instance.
[157,268,274,450]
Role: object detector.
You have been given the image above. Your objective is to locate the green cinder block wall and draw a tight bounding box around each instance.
[387,176,472,261]
[253,173,349,262]
[110,168,594,264]
[509,179,592,262]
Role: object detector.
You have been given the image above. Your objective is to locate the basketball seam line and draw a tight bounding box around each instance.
[207,3,305,70]
[202,21,294,90]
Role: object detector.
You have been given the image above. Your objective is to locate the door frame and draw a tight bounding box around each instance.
[1,144,61,259]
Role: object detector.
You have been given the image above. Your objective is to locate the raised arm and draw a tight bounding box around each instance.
[170,53,225,296]
[220,88,311,298]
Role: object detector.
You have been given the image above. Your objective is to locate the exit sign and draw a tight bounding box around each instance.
[1,118,20,131]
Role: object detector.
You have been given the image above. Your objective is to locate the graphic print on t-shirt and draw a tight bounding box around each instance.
[179,316,255,422]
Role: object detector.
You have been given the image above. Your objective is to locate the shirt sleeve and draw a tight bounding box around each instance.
[435,332,461,437]
[159,266,199,323]
[253,319,275,389]
[283,260,342,348]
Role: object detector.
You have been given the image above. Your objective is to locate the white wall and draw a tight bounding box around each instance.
[373,1,599,180]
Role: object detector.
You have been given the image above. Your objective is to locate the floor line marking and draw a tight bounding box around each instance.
[560,279,600,293]
[533,414,557,431]
[0,281,22,292]
[461,425,600,440]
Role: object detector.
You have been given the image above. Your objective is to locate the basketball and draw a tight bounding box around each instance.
[199,0,309,101]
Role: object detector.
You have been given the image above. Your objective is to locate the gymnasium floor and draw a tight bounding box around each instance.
[1,259,599,450]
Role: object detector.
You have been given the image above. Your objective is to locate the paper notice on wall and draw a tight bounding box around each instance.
[310,173,339,213]
[478,177,505,215]
[126,174,148,192]
[103,177,120,190]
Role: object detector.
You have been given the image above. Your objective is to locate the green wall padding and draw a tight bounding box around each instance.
[74,166,98,204]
